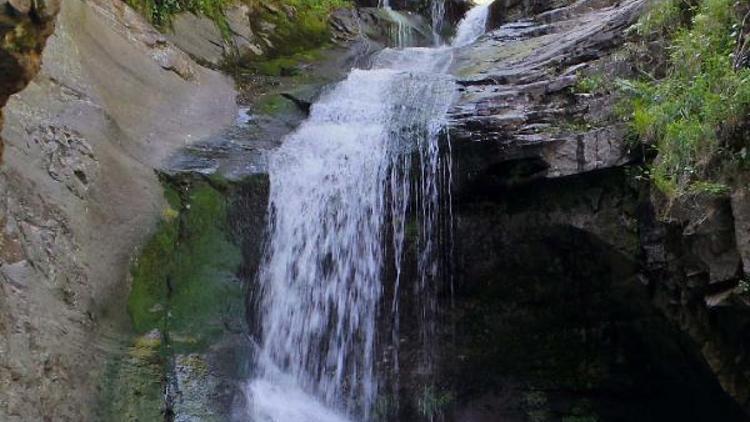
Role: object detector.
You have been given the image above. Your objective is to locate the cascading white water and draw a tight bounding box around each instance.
[431,0,446,45]
[451,1,490,47]
[384,8,415,49]
[246,3,490,421]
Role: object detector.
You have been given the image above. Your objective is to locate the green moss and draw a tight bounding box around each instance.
[234,0,350,75]
[687,180,731,195]
[621,0,750,197]
[255,94,293,114]
[169,186,242,350]
[130,334,163,362]
[98,333,166,421]
[102,178,243,420]
[251,0,350,55]
[127,204,178,333]
[255,57,302,77]
[127,181,242,351]
[243,39,330,77]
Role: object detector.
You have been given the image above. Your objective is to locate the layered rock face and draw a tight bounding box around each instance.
[639,191,750,412]
[444,0,750,417]
[0,0,235,419]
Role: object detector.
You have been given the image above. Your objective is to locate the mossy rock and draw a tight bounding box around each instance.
[127,179,242,351]
[101,175,246,421]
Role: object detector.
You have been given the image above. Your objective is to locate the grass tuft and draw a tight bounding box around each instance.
[621,0,750,197]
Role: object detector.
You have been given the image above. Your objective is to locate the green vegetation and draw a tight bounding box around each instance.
[128,181,242,351]
[2,21,42,53]
[574,73,607,94]
[634,0,689,36]
[524,390,551,422]
[256,93,295,114]
[126,0,350,48]
[250,0,350,55]
[98,331,166,421]
[254,48,329,76]
[621,0,750,197]
[100,178,243,420]
[127,0,231,31]
[240,0,350,76]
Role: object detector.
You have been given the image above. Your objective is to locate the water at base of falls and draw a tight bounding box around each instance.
[245,4,489,422]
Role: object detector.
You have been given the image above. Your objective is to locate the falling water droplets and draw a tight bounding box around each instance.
[245,2,490,421]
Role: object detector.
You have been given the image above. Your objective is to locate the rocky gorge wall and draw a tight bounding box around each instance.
[0,0,236,419]
[1,0,749,420]
[443,0,750,418]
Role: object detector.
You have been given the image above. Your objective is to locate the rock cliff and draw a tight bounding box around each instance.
[1,0,749,420]
[446,0,750,417]
[0,0,235,419]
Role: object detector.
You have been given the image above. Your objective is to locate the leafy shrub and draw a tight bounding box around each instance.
[574,73,607,94]
[635,0,692,36]
[622,0,750,196]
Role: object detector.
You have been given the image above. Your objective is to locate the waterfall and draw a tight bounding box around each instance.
[431,0,446,45]
[384,8,415,49]
[245,4,489,421]
[451,1,490,47]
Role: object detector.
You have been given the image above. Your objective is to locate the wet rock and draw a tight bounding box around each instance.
[449,0,646,196]
[400,165,749,421]
[173,354,221,421]
[280,92,313,114]
[330,7,434,47]
[447,0,750,416]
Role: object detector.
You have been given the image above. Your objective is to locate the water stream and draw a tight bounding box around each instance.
[245,3,489,421]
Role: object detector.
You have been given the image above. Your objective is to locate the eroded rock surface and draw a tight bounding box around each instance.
[449,0,645,194]
[639,191,750,413]
[445,0,750,416]
[0,0,59,163]
[0,0,236,419]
